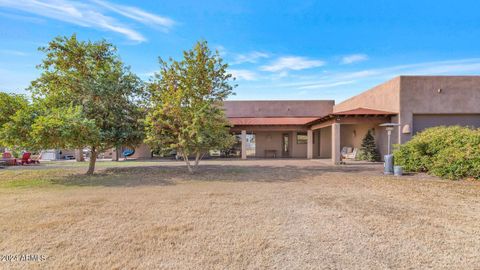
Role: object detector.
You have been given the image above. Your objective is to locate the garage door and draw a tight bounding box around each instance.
[413,114,480,134]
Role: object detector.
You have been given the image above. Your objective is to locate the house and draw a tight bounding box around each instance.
[226,76,480,163]
[128,76,480,163]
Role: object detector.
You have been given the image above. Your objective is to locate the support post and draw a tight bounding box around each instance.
[307,129,313,159]
[75,149,84,162]
[112,147,119,161]
[241,130,247,160]
[331,123,341,164]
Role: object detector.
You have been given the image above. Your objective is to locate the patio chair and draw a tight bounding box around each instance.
[2,152,17,166]
[19,152,40,165]
[30,154,41,164]
[341,147,353,159]
[345,148,358,159]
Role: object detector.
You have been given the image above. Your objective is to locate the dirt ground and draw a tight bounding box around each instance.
[1,159,479,269]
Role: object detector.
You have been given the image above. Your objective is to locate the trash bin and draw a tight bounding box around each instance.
[394,166,403,176]
[384,154,394,175]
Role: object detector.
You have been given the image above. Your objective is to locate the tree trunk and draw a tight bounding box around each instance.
[75,149,84,162]
[183,153,193,174]
[86,148,97,175]
[112,147,119,161]
[194,152,202,168]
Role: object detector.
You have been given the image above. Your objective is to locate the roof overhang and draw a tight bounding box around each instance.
[229,117,320,126]
[307,107,397,126]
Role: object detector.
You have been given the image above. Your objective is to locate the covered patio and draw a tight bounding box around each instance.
[229,117,317,159]
[308,108,397,164]
[232,108,396,164]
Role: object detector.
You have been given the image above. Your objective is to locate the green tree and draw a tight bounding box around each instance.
[0,103,37,151]
[0,92,28,128]
[358,129,380,161]
[145,41,236,173]
[10,34,145,174]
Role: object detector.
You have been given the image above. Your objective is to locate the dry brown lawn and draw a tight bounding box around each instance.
[1,159,480,269]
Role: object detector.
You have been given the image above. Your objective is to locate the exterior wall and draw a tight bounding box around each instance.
[59,149,76,159]
[291,131,307,158]
[254,132,284,158]
[313,131,321,157]
[339,124,388,158]
[319,126,332,158]
[224,100,334,117]
[253,131,313,158]
[399,76,480,142]
[130,143,152,159]
[333,77,401,113]
[412,114,480,134]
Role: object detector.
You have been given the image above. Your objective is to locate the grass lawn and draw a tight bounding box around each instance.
[1,159,480,269]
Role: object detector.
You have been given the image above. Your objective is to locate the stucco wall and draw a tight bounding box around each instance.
[340,124,388,158]
[399,76,480,142]
[254,132,284,158]
[313,131,320,157]
[130,143,152,159]
[224,100,334,117]
[319,126,332,158]
[333,77,401,113]
[291,131,308,158]
[254,131,315,158]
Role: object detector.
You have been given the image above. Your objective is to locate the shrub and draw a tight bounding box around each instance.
[358,129,380,161]
[394,126,480,180]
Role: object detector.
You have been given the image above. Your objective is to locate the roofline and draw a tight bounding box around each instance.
[306,111,397,126]
[335,76,401,106]
[398,75,480,78]
[227,116,325,118]
[224,100,335,102]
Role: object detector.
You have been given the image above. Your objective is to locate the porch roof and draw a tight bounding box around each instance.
[229,117,319,126]
[306,107,397,126]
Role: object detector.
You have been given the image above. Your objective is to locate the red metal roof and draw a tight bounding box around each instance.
[333,107,397,115]
[306,108,397,125]
[229,117,319,126]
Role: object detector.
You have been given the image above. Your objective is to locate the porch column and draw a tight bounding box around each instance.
[307,129,313,159]
[75,149,84,162]
[331,123,341,164]
[111,147,119,161]
[241,130,247,160]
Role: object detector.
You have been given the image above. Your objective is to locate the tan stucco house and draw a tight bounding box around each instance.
[225,76,480,163]
[129,75,480,163]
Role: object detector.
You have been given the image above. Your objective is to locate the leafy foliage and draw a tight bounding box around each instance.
[357,129,380,161]
[0,92,28,128]
[145,40,236,173]
[30,106,100,150]
[2,35,146,174]
[394,126,480,180]
[1,104,38,150]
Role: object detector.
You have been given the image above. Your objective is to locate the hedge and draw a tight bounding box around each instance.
[394,126,480,180]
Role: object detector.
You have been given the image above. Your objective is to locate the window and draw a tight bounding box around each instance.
[296,132,308,144]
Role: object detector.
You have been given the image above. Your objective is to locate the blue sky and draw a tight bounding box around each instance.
[1,0,480,102]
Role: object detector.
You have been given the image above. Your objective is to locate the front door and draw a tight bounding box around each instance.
[282,133,289,157]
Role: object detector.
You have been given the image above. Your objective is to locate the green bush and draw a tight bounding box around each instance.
[394,126,480,180]
[357,129,380,161]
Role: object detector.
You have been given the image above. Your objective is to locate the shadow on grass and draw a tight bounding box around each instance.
[51,162,382,187]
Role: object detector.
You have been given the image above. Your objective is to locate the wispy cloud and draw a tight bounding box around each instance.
[260,56,325,72]
[0,10,46,23]
[91,0,174,31]
[214,45,227,56]
[0,49,29,56]
[297,80,356,90]
[230,69,258,81]
[341,54,368,64]
[232,51,269,65]
[0,0,175,42]
[262,58,480,90]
